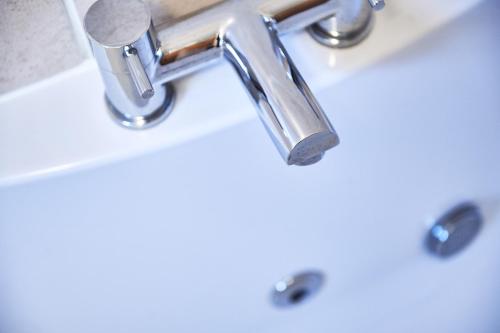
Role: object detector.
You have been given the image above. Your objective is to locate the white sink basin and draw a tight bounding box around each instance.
[0,1,499,332]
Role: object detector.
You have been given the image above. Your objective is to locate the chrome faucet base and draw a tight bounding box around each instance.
[106,83,175,129]
[308,12,374,48]
[308,0,376,48]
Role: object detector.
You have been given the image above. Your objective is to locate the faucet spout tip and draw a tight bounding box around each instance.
[293,153,325,166]
[288,131,339,166]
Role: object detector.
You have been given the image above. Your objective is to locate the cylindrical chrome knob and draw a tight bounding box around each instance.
[84,0,174,128]
[308,0,382,48]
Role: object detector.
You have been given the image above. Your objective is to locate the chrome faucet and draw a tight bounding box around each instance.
[84,0,384,166]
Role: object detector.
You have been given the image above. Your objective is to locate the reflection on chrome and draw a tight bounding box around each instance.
[84,0,384,165]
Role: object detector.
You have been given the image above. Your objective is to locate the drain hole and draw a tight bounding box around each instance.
[271,271,324,308]
[290,289,309,304]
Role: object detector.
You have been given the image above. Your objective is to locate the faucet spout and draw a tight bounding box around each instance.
[84,0,384,165]
[224,14,339,165]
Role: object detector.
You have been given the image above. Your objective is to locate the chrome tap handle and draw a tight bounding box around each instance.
[84,0,173,128]
[124,46,154,99]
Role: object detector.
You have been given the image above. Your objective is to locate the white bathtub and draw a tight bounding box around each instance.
[0,1,499,332]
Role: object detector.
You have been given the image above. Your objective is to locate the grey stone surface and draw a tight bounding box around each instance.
[0,0,225,94]
[0,0,85,94]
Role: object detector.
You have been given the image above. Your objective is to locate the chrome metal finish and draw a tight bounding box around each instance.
[124,46,154,99]
[271,271,324,308]
[106,83,174,129]
[426,202,483,258]
[368,0,386,11]
[84,0,384,163]
[84,0,174,129]
[224,13,338,165]
[309,0,382,48]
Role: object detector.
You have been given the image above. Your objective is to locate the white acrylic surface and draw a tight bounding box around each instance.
[1,1,499,332]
